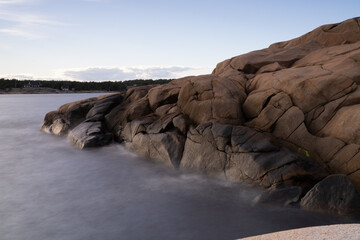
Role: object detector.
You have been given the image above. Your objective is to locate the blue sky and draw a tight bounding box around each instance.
[0,0,359,81]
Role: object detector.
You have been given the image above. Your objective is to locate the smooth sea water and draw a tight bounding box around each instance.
[0,93,358,240]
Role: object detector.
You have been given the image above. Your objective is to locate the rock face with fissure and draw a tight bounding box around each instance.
[41,17,360,214]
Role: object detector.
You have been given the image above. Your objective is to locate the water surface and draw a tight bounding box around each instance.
[0,94,357,240]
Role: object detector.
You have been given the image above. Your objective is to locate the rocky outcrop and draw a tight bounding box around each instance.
[41,17,360,214]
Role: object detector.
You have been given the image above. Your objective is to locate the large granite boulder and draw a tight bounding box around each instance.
[41,17,360,214]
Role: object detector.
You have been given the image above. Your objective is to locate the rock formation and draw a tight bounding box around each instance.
[41,17,360,214]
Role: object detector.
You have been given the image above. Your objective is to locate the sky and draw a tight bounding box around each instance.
[0,0,359,82]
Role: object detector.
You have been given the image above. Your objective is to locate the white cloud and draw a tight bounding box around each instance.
[62,66,208,81]
[1,66,212,81]
[0,27,42,39]
[0,0,33,4]
[2,74,34,80]
[0,10,59,25]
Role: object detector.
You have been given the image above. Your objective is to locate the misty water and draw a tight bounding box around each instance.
[0,93,358,240]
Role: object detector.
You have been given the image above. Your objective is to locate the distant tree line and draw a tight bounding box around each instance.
[0,78,172,91]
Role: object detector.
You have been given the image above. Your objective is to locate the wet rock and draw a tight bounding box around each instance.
[253,186,303,206]
[69,121,112,149]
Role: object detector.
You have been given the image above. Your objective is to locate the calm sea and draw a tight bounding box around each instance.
[0,93,356,240]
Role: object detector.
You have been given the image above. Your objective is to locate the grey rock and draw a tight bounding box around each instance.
[172,114,191,135]
[121,117,155,142]
[300,174,360,215]
[146,112,179,134]
[51,118,69,136]
[180,123,327,188]
[180,126,227,179]
[69,121,112,149]
[86,94,123,120]
[253,186,303,206]
[126,131,185,168]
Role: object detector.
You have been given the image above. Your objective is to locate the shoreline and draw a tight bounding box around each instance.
[0,87,117,94]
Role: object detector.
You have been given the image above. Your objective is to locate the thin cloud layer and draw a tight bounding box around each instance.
[1,66,212,81]
[0,28,42,39]
[0,0,32,4]
[0,1,59,39]
[62,66,203,81]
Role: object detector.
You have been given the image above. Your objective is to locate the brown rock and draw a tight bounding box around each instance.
[273,106,304,139]
[123,85,154,103]
[245,92,292,131]
[177,74,246,125]
[256,62,284,74]
[286,122,345,165]
[319,105,360,145]
[105,97,152,135]
[328,144,360,172]
[214,41,323,75]
[349,171,360,192]
[147,79,183,110]
[154,104,176,116]
[242,89,278,119]
[172,114,191,135]
[270,17,360,49]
